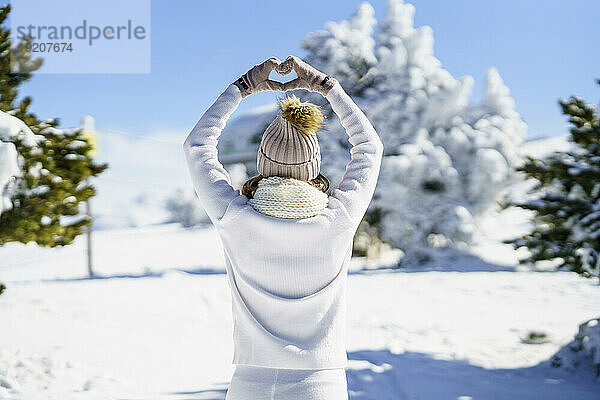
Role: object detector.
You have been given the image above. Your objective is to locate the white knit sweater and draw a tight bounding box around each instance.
[183,81,384,369]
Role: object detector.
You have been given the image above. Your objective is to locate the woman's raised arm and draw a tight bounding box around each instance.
[183,58,285,224]
[326,81,384,229]
[182,83,243,224]
[280,55,384,228]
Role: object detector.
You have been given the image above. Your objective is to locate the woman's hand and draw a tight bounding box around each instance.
[233,57,285,98]
[278,55,338,96]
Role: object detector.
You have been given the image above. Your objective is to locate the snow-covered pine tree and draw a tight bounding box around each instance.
[508,84,600,282]
[303,2,377,97]
[300,2,379,190]
[300,0,526,262]
[0,4,107,247]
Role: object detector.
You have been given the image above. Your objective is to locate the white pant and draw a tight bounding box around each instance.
[225,365,348,400]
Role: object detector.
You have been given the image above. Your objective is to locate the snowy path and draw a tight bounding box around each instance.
[1,261,599,399]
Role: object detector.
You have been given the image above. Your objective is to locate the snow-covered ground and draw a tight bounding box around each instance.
[1,209,600,399]
[3,175,595,387]
[0,0,592,394]
[2,59,591,400]
[1,130,597,399]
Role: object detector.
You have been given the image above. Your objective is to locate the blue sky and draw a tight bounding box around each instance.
[17,0,600,140]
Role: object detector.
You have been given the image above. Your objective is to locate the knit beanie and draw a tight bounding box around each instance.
[257,95,325,181]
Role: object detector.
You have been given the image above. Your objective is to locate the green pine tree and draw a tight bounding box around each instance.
[0,4,107,247]
[507,81,600,282]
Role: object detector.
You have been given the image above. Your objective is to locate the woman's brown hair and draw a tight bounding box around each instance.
[242,174,330,199]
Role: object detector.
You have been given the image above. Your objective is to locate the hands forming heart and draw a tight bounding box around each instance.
[233,56,338,98]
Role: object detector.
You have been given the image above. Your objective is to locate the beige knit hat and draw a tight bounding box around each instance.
[257,95,325,181]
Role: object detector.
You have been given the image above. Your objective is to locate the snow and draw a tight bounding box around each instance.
[0,109,36,215]
[578,246,600,281]
[483,67,517,117]
[522,134,571,159]
[302,2,377,92]
[551,318,600,378]
[1,236,599,398]
[0,224,225,282]
[89,129,191,230]
[0,141,19,214]
[1,175,599,398]
[362,0,527,254]
[0,3,596,397]
[0,110,38,146]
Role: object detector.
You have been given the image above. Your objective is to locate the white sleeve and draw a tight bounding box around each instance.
[183,83,243,224]
[325,82,384,228]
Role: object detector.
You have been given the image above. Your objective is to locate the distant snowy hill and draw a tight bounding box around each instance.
[522,134,570,159]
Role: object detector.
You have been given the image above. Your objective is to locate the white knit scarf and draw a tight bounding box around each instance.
[248,176,329,219]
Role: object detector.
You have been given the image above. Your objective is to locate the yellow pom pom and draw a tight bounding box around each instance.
[279,94,325,135]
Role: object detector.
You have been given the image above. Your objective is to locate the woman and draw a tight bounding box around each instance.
[183,55,384,400]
